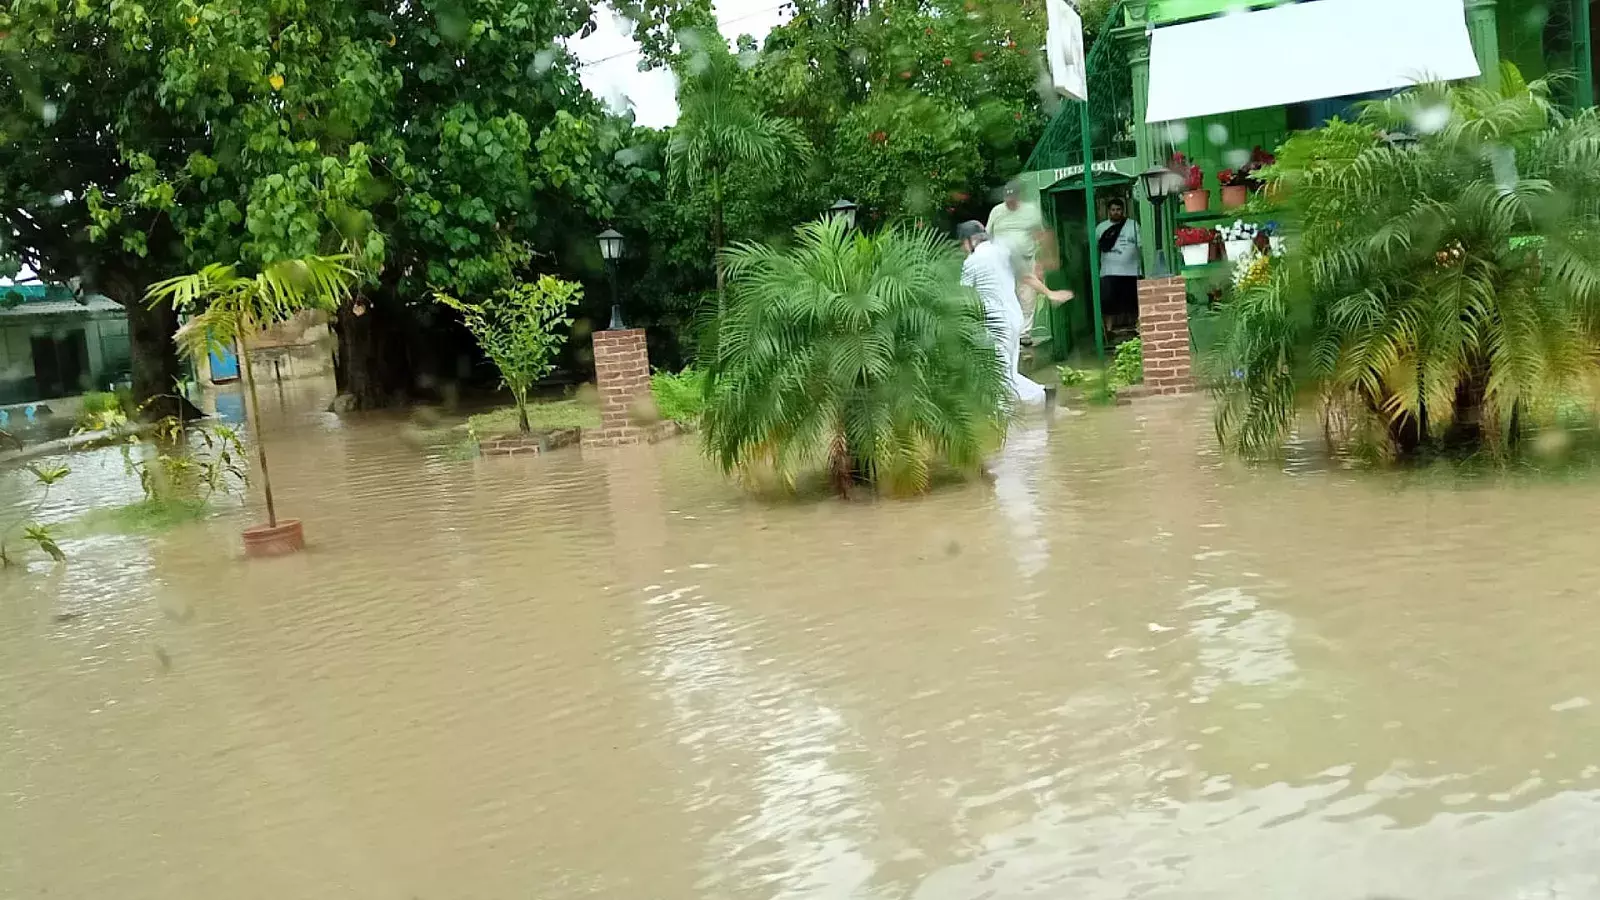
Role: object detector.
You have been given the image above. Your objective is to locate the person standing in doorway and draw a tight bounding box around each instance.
[986,181,1049,342]
[1095,198,1141,337]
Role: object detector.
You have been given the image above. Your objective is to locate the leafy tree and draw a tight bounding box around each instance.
[147,256,357,527]
[700,218,1007,496]
[1208,66,1600,457]
[751,0,1052,224]
[1,0,704,415]
[437,276,582,433]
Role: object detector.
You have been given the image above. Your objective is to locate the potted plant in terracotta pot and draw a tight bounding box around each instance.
[147,256,358,558]
[1174,226,1216,267]
[1172,152,1208,212]
[1218,168,1252,208]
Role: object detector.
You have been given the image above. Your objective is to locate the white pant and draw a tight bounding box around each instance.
[990,308,1046,408]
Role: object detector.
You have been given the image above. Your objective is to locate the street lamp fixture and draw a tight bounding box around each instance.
[597,227,626,330]
[1139,163,1181,278]
[828,198,859,229]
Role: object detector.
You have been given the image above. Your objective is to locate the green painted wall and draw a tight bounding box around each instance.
[1161,106,1287,214]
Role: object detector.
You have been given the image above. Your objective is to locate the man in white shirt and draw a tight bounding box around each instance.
[1094,198,1142,335]
[957,221,1071,408]
[986,181,1048,339]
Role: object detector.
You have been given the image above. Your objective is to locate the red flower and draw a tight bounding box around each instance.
[1013,111,1022,121]
[952,191,970,201]
[924,27,934,36]
[900,70,912,79]
[942,56,953,66]
[870,130,888,144]
[972,50,986,61]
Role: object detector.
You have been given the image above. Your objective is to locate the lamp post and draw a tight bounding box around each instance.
[1139,163,1182,278]
[827,198,859,229]
[597,227,625,330]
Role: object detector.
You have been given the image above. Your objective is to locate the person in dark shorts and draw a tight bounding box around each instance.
[1095,198,1141,334]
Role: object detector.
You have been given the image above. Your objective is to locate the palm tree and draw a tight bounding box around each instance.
[1208,64,1600,457]
[146,256,358,531]
[700,217,1008,496]
[666,31,809,292]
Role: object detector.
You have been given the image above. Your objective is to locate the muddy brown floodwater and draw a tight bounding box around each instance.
[3,378,1600,899]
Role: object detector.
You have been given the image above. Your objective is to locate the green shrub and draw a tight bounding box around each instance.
[651,367,707,423]
[1111,338,1143,388]
[1057,365,1088,388]
[1210,66,1600,456]
[77,389,132,431]
[701,218,1007,496]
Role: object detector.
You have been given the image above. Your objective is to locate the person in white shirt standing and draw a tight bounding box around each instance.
[1094,198,1142,337]
[957,221,1071,409]
[986,181,1049,341]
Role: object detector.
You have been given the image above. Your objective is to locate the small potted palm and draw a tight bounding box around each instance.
[146,256,357,558]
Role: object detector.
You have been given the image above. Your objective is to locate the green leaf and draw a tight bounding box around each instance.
[23,525,65,563]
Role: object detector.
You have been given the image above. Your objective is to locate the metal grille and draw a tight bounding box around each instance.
[1025,0,1135,172]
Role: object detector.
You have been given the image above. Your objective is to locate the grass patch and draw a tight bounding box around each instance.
[68,498,211,536]
[465,399,600,436]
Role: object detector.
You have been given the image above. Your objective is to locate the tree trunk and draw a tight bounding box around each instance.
[331,290,414,411]
[711,173,726,300]
[107,275,203,421]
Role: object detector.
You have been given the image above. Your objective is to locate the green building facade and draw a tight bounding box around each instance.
[1022,0,1597,363]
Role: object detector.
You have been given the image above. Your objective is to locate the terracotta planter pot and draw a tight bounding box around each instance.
[243,519,305,558]
[1182,189,1210,213]
[1221,184,1249,208]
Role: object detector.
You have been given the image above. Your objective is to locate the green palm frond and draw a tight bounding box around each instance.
[147,255,358,358]
[700,218,1006,496]
[1211,65,1600,457]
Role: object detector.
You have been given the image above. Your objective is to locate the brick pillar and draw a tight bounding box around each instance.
[1138,276,1195,395]
[584,328,650,448]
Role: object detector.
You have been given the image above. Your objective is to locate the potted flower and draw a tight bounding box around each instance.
[1174,226,1216,267]
[1172,152,1208,213]
[1242,146,1276,190]
[1262,220,1285,255]
[1218,168,1252,209]
[1218,220,1259,261]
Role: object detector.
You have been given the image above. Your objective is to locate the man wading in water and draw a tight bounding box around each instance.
[957,221,1072,408]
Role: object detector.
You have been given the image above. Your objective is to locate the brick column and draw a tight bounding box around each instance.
[1138,276,1195,395]
[584,328,651,448]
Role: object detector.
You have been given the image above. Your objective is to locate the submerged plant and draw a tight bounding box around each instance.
[1,463,69,566]
[700,217,1007,496]
[1210,65,1600,456]
[437,276,581,434]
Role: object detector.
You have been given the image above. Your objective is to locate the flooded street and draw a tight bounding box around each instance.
[4,380,1600,899]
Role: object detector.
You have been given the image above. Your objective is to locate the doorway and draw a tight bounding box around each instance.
[1042,177,1135,365]
[30,329,90,399]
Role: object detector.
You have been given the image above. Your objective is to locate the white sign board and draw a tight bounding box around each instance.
[1046,0,1087,102]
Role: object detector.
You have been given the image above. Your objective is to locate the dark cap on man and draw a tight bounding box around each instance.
[956,220,987,243]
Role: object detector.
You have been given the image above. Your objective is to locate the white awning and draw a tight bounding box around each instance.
[1145,0,1482,123]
